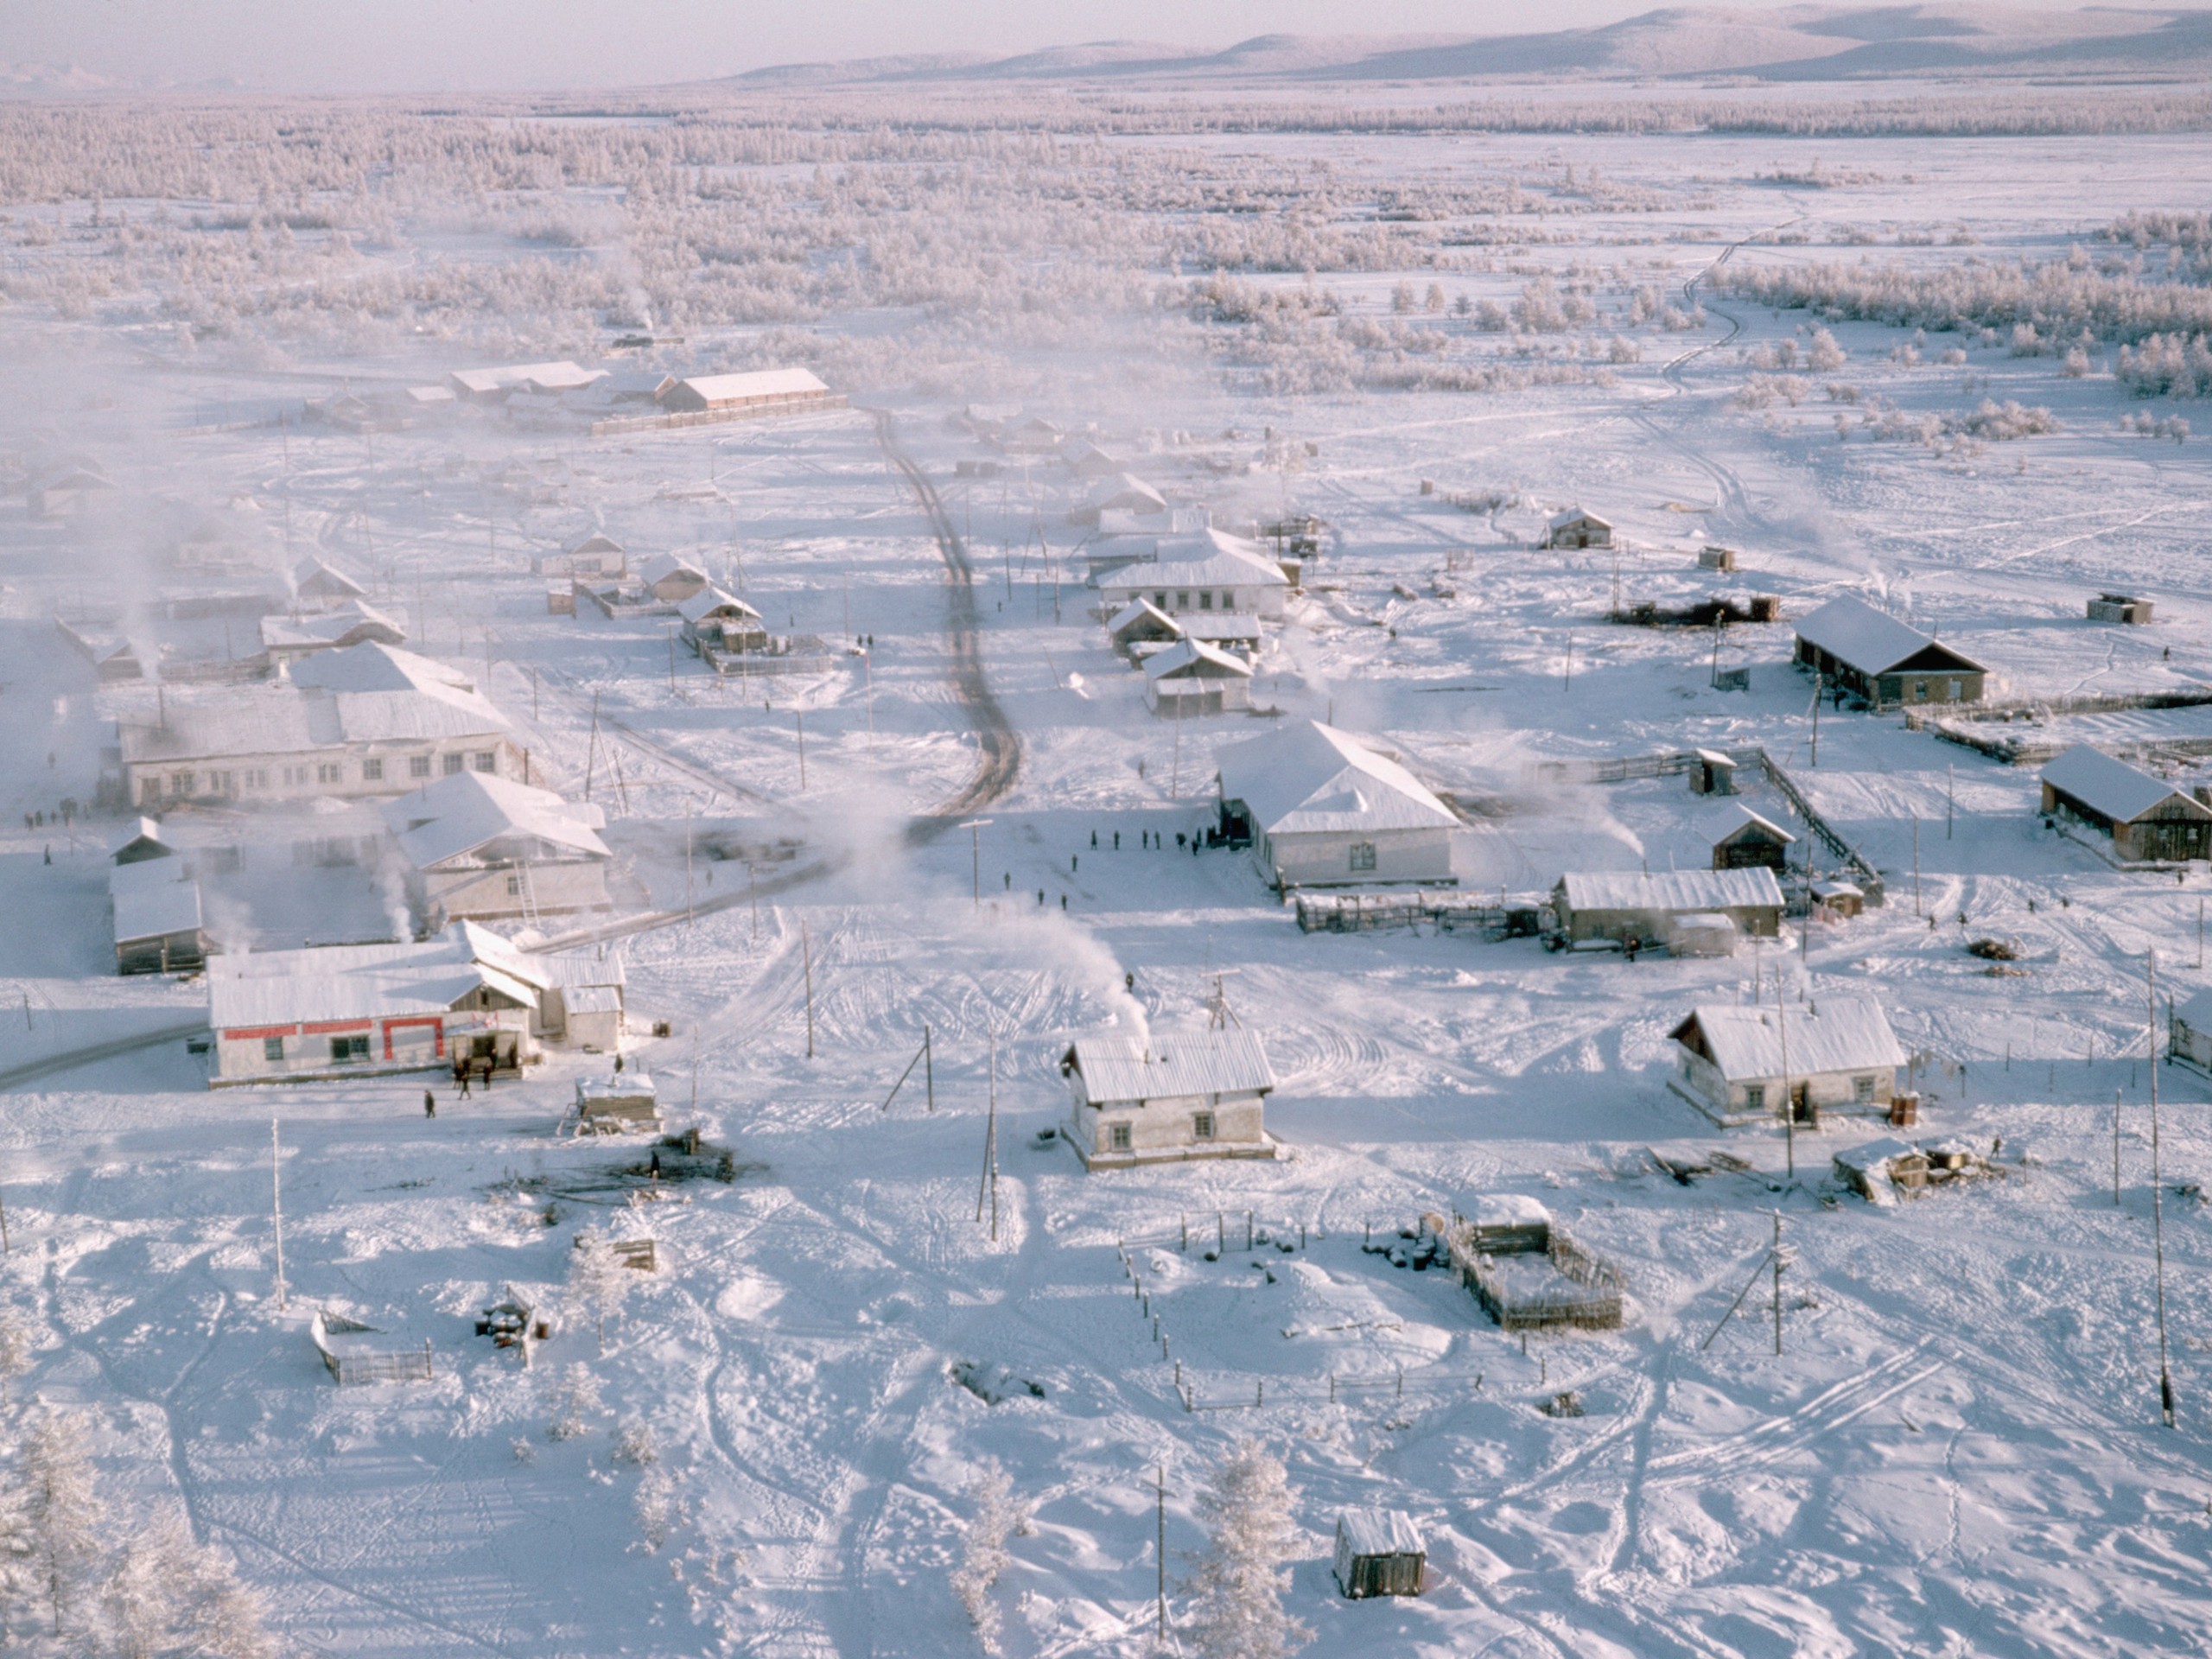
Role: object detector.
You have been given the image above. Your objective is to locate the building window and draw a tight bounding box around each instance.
[170,772,194,797]
[473,752,496,772]
[1349,842,1377,873]
[1220,593,1236,612]
[1174,592,1189,611]
[442,753,465,776]
[329,1033,369,1064]
[263,1035,284,1062]
[1192,1111,1215,1140]
[1109,1122,1133,1152]
[316,762,343,785]
[1198,591,1214,611]
[1154,593,1167,608]
[505,875,522,895]
[1745,1084,1766,1113]
[410,754,432,779]
[1854,1075,1877,1103]
[361,758,384,782]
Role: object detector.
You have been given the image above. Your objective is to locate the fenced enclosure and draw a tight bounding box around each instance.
[312,1311,435,1385]
[1437,1216,1626,1333]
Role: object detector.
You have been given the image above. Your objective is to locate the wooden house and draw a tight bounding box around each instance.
[1704,803,1796,871]
[1832,1137,1930,1204]
[635,551,709,606]
[1096,529,1291,621]
[1142,639,1252,716]
[1792,595,1986,708]
[110,817,176,865]
[1061,439,1125,479]
[1668,997,1904,1128]
[109,833,209,976]
[380,769,611,929]
[2039,746,2212,863]
[1553,868,1782,947]
[1334,1510,1425,1600]
[1544,509,1611,550]
[1105,598,1183,659]
[1060,1029,1275,1169]
[539,531,628,582]
[678,587,768,653]
[2170,988,2212,1078]
[31,465,114,518]
[1811,879,1865,918]
[1217,721,1459,890]
[2088,593,2153,624]
[658,368,832,416]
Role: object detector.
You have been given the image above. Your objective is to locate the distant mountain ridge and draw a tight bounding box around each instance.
[726,5,2212,86]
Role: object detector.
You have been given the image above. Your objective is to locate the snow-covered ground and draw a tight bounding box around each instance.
[2,87,2211,1656]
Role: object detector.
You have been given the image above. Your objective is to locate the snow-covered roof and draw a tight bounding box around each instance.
[1700,802,1796,847]
[1085,474,1167,513]
[677,586,763,626]
[577,1072,657,1107]
[1548,507,1610,531]
[1337,1509,1423,1559]
[110,857,201,944]
[2041,746,2205,825]
[1833,1135,1923,1175]
[1063,1029,1275,1105]
[1794,594,1986,677]
[1217,721,1459,838]
[1106,598,1179,639]
[2174,988,2212,1033]
[1557,868,1783,913]
[1673,996,1904,1083]
[564,531,626,557]
[293,558,365,599]
[292,642,468,696]
[260,601,406,653]
[450,361,602,396]
[110,817,174,862]
[534,951,627,993]
[1097,529,1287,594]
[207,923,545,1032]
[1468,1192,1551,1229]
[637,551,707,588]
[1141,639,1254,682]
[383,770,610,870]
[666,368,828,404]
[1175,613,1263,644]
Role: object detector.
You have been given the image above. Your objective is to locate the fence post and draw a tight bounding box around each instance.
[1329,1374,1335,1403]
[1217,1212,1224,1252]
[1181,1215,1188,1251]
[1256,1379,1263,1407]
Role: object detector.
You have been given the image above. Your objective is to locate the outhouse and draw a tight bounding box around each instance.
[1333,1509,1425,1599]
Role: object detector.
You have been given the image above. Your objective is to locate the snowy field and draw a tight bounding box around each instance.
[1,79,2211,1656]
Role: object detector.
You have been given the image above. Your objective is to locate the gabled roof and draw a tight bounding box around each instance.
[1217,721,1459,837]
[1701,802,1796,847]
[1557,868,1783,912]
[382,770,609,870]
[2041,745,2209,825]
[1548,507,1610,531]
[1062,1028,1275,1105]
[2175,988,2212,1033]
[1106,598,1181,641]
[1142,639,1253,683]
[1670,996,1904,1082]
[677,586,763,626]
[207,921,544,1031]
[564,531,626,558]
[1085,474,1167,514]
[260,601,406,653]
[637,551,708,588]
[291,642,474,696]
[1337,1509,1423,1559]
[110,817,175,863]
[293,558,366,599]
[110,857,201,944]
[1794,594,1986,677]
[1097,529,1287,594]
[450,361,601,396]
[666,368,828,404]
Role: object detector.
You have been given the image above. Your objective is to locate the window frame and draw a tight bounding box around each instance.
[1192,1110,1216,1141]
[1349,841,1378,873]
[1108,1122,1133,1153]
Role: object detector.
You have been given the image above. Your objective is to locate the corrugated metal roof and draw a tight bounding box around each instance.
[1794,594,1986,677]
[1558,868,1783,913]
[1675,996,1904,1081]
[207,923,542,1031]
[638,551,707,588]
[110,859,201,944]
[677,587,762,625]
[1338,1508,1423,1558]
[1097,529,1287,594]
[383,770,609,870]
[1700,802,1795,846]
[1065,1029,1275,1105]
[1142,639,1253,682]
[2041,745,2203,825]
[1106,598,1177,639]
[1217,721,1459,838]
[1547,508,1609,531]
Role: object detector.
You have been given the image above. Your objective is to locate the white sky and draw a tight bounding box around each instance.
[2,0,2184,92]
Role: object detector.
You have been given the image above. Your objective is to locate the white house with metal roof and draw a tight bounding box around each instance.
[117,643,516,810]
[1069,473,1169,526]
[1668,996,1906,1126]
[1544,508,1612,550]
[2039,746,2212,863]
[1141,638,1253,715]
[1060,1028,1277,1168]
[1553,868,1783,946]
[108,827,209,976]
[1216,721,1460,889]
[658,367,833,415]
[1793,594,1987,708]
[1096,529,1291,620]
[633,551,710,605]
[207,921,550,1085]
[678,587,767,653]
[380,770,612,929]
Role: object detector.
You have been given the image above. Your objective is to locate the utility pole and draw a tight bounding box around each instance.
[795,711,806,791]
[685,801,696,933]
[1777,965,1794,1179]
[976,1027,1001,1239]
[1947,762,1955,840]
[961,818,992,910]
[1563,633,1573,691]
[2150,950,2176,1427]
[747,861,760,941]
[1912,817,1921,918]
[1156,1465,1167,1642]
[2114,1087,2123,1205]
[271,1119,287,1313]
[802,920,816,1060]
[1810,675,1821,766]
[584,691,601,801]
[1770,1212,1783,1356]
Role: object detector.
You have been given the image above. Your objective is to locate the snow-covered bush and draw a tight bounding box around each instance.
[1807,327,1847,370]
[614,1422,659,1466]
[547,1363,603,1441]
[1181,1440,1309,1659]
[1607,334,1642,364]
[2117,333,2212,397]
[635,1467,687,1554]
[950,1465,1025,1654]
[569,1226,635,1352]
[22,1409,103,1636]
[1735,372,1811,409]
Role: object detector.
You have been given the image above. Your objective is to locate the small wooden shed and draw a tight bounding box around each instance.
[1810,879,1864,918]
[575,1071,658,1133]
[1705,804,1796,872]
[1698,546,1738,571]
[1688,749,1738,797]
[2040,746,2212,863]
[2171,988,2212,1077]
[1832,1136,1930,1205]
[1333,1509,1425,1599]
[2088,593,2152,624]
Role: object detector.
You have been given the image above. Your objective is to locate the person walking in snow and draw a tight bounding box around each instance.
[424,1090,436,1118]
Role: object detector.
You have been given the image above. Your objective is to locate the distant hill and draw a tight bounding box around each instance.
[721,5,2212,86]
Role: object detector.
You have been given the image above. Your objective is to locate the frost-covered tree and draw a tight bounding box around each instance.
[1181,1440,1309,1659]
[569,1228,634,1354]
[613,1421,658,1466]
[547,1363,603,1441]
[103,1511,276,1659]
[0,1309,35,1399]
[22,1409,104,1636]
[634,1466,686,1554]
[950,1464,1025,1655]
